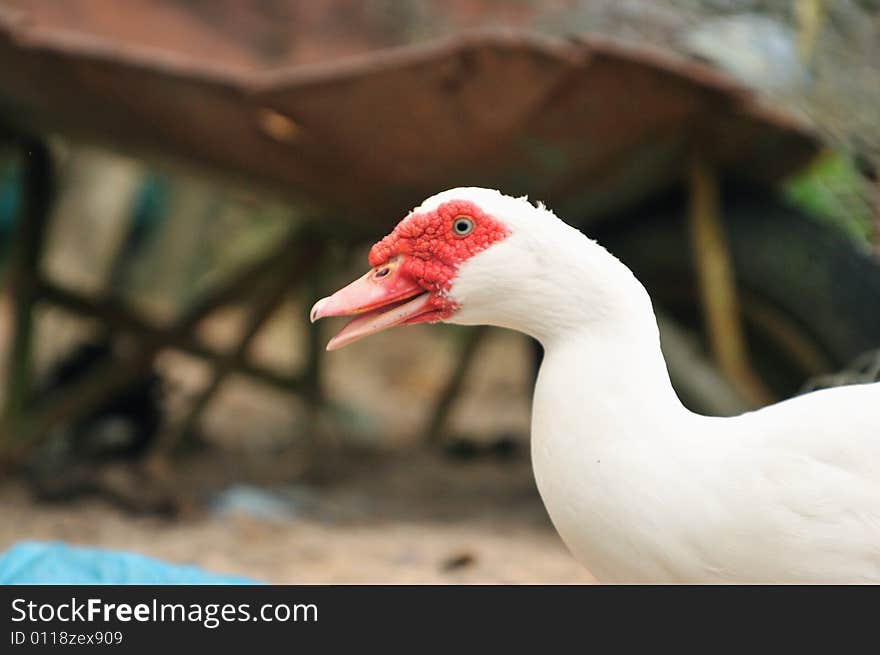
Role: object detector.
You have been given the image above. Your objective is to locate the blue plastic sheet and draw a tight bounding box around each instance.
[0,542,258,585]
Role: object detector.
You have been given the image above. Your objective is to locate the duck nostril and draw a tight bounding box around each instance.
[374,267,390,279]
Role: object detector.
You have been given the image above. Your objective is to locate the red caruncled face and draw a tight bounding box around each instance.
[368,199,509,321]
[310,199,508,350]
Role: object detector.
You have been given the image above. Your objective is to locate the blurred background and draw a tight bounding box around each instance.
[0,0,877,583]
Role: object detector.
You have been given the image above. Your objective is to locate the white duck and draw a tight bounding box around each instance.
[311,187,880,583]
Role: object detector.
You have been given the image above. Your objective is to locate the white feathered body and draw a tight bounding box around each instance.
[533,338,880,583]
[435,187,880,583]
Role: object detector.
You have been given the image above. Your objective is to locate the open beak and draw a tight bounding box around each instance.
[310,256,431,350]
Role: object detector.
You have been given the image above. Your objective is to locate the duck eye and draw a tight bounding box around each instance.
[452,216,474,236]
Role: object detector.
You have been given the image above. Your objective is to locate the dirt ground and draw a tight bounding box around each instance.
[0,447,593,584]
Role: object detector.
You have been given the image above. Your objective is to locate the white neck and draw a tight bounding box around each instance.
[531,230,687,428]
[449,211,685,416]
[437,191,710,580]
[508,225,701,582]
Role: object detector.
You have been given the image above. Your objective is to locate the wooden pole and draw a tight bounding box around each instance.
[795,0,826,65]
[687,153,774,408]
[152,235,323,456]
[424,326,489,444]
[871,165,880,254]
[0,139,54,451]
[37,280,304,392]
[0,230,316,467]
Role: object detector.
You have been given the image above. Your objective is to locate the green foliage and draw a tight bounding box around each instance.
[782,151,873,245]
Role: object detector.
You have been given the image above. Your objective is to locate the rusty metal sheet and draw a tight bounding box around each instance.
[0,1,819,228]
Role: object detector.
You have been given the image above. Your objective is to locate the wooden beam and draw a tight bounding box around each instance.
[424,326,489,444]
[872,166,880,255]
[0,139,54,450]
[153,237,323,455]
[37,280,303,392]
[0,230,316,466]
[795,0,825,65]
[687,154,774,408]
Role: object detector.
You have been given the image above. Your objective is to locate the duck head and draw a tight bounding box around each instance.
[310,187,641,349]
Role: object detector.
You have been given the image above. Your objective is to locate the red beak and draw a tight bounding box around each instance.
[310,255,431,350]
